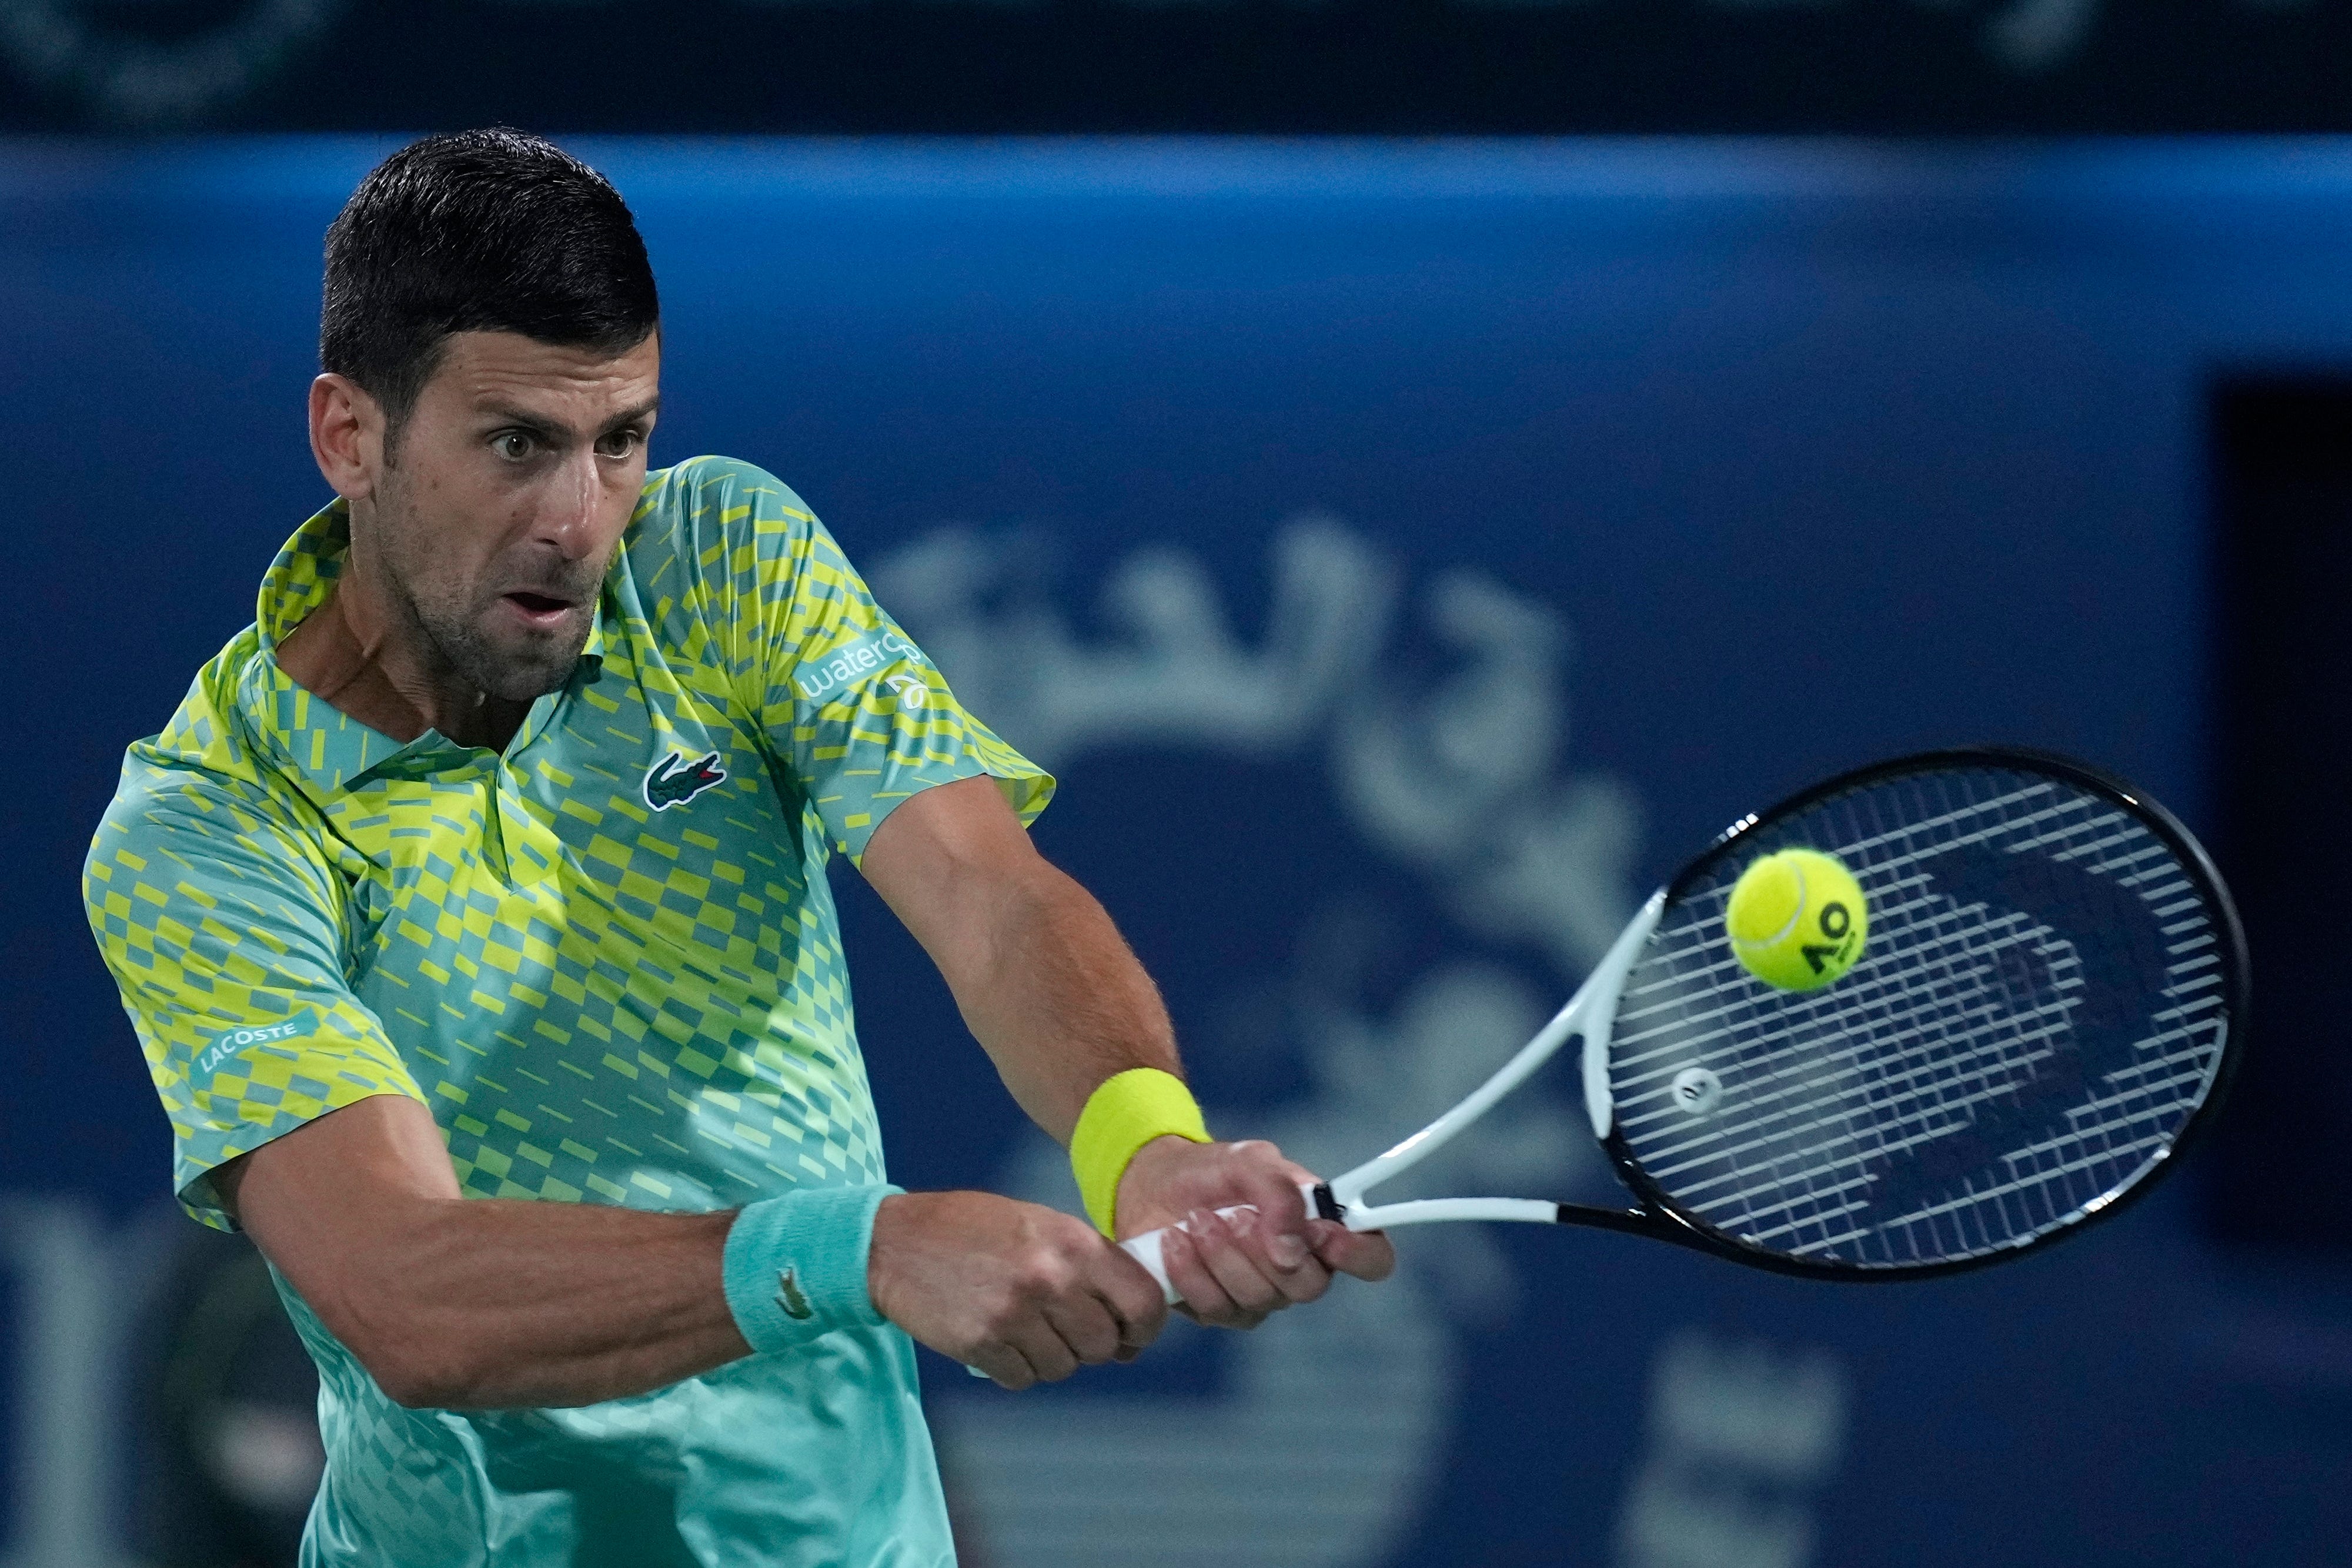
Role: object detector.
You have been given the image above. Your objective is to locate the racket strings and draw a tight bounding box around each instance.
[1608,767,2231,1268]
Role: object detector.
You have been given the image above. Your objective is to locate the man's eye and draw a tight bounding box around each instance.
[493,432,536,461]
[596,430,641,459]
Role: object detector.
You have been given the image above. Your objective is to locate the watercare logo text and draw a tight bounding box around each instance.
[793,628,926,706]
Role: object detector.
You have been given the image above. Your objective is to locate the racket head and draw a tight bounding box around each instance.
[1597,747,2247,1281]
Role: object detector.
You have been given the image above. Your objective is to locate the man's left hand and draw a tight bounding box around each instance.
[1114,1135,1395,1329]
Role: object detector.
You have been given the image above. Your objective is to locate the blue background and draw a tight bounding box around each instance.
[4,139,2350,1564]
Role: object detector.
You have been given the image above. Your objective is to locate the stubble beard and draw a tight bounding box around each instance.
[403,577,586,705]
[371,467,606,706]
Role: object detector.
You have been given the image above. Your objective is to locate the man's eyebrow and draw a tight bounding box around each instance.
[475,397,660,440]
[602,396,660,433]
[479,404,567,438]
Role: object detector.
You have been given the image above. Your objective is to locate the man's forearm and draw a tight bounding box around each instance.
[328,1198,743,1409]
[859,777,1187,1143]
[223,1097,750,1410]
[941,860,1182,1141]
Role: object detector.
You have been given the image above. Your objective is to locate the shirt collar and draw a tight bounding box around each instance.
[242,498,610,797]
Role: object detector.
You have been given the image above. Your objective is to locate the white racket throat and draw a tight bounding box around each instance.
[1324,888,1663,1216]
[1120,891,1668,1299]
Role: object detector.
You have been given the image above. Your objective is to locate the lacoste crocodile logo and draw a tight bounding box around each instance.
[643,749,727,811]
[776,1266,814,1321]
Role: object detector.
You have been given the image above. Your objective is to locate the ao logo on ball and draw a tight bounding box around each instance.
[1725,848,1870,992]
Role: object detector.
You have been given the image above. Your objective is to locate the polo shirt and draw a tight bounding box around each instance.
[84,455,1050,1566]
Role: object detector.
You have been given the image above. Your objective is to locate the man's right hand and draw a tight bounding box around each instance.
[866,1191,1169,1390]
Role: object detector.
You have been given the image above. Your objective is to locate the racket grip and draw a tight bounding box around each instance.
[1118,1179,1328,1305]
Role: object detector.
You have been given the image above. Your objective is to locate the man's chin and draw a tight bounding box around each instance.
[482,668,576,704]
[485,657,585,704]
[465,630,590,704]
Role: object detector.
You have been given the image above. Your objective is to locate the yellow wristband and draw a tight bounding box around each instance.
[1070,1068,1211,1236]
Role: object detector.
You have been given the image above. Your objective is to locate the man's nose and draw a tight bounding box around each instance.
[534,449,609,560]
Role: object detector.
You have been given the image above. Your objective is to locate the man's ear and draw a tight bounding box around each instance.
[310,373,385,501]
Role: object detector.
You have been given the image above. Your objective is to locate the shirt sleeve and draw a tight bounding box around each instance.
[83,768,426,1230]
[699,462,1054,864]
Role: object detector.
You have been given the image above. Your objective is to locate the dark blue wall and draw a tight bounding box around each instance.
[8,2,2352,134]
[5,139,2350,1566]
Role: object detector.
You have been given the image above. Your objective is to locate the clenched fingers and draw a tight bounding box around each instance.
[971,1344,1038,1391]
[1161,1205,1333,1328]
[868,1191,1170,1390]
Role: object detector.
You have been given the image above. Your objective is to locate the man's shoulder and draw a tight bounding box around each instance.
[88,626,316,882]
[614,458,841,659]
[630,456,822,558]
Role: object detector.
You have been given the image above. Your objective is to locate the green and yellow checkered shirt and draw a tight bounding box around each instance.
[84,455,1049,1566]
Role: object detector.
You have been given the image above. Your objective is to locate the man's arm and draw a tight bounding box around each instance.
[220,777,1385,1407]
[858,775,1395,1328]
[221,1094,1169,1403]
[219,1095,741,1407]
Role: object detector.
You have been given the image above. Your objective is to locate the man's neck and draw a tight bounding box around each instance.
[275,573,529,753]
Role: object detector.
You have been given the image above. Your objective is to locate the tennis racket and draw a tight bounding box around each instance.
[1122,747,2248,1291]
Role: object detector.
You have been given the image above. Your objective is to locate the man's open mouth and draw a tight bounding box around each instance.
[502,591,577,626]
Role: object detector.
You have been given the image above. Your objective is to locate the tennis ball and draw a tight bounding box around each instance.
[1725,849,1868,992]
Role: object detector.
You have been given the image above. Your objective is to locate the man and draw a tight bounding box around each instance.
[83,129,1391,1566]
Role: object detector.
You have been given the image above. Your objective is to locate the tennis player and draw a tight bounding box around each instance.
[83,129,1392,1566]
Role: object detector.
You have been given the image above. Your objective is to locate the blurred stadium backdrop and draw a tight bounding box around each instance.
[6,8,2352,1566]
[10,2,2352,133]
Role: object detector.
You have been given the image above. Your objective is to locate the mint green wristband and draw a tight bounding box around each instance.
[722,1184,899,1353]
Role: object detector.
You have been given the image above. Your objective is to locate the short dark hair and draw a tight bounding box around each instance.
[320,129,659,435]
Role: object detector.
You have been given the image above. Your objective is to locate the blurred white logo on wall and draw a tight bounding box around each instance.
[1615,1333,1847,1568]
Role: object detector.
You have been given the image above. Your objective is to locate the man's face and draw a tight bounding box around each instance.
[363,330,660,704]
